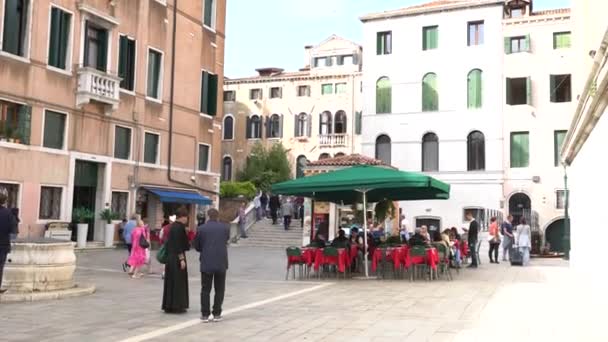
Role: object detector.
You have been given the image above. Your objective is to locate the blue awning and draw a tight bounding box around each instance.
[145,187,212,205]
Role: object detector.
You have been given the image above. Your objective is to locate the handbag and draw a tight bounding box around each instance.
[139,231,150,249]
[156,242,168,264]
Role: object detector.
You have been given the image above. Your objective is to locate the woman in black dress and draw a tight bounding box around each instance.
[162,208,190,313]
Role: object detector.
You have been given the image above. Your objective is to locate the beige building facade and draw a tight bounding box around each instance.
[221,35,363,181]
[0,0,225,240]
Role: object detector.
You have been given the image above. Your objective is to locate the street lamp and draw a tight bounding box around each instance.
[563,165,570,260]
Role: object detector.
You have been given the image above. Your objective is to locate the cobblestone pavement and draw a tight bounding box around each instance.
[0,245,605,342]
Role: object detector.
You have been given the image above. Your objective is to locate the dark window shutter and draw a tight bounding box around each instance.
[58,11,71,69]
[97,28,108,72]
[293,114,299,137]
[201,71,209,113]
[526,77,532,105]
[265,117,271,138]
[307,114,312,137]
[355,111,362,135]
[279,114,284,137]
[504,37,511,54]
[83,22,90,67]
[209,73,218,115]
[246,117,251,139]
[506,78,512,105]
[48,8,61,67]
[118,36,128,87]
[17,105,32,145]
[550,75,556,103]
[43,111,66,149]
[318,114,322,134]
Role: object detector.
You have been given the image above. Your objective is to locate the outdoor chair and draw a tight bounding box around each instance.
[409,246,430,281]
[319,247,344,279]
[432,243,453,281]
[285,247,306,280]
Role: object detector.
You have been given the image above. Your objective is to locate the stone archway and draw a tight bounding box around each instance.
[545,219,566,253]
[509,192,531,226]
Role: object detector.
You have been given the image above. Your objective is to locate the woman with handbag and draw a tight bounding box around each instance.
[128,219,150,279]
[488,217,501,264]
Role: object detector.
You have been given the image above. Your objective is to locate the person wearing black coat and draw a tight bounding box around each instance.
[268,195,281,225]
[465,212,479,268]
[0,193,18,294]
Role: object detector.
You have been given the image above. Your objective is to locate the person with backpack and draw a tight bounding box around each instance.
[501,215,515,261]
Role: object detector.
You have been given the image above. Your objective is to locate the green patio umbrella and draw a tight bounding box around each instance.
[271,165,450,277]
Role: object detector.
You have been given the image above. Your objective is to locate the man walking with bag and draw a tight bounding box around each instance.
[193,208,230,323]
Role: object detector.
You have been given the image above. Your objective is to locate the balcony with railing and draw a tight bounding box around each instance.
[318,134,349,148]
[76,67,121,114]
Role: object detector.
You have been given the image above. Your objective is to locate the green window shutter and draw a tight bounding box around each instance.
[209,74,218,116]
[16,105,31,145]
[554,130,567,166]
[511,132,530,168]
[97,29,108,72]
[430,27,438,49]
[422,74,438,112]
[114,126,131,159]
[504,37,511,54]
[563,32,571,48]
[198,145,209,171]
[506,78,512,105]
[3,0,29,56]
[376,33,382,55]
[48,8,61,67]
[355,111,362,135]
[376,78,391,114]
[144,133,158,164]
[204,0,214,27]
[524,34,531,52]
[58,11,71,69]
[521,133,529,167]
[200,71,209,113]
[468,70,482,109]
[147,51,162,98]
[526,77,532,105]
[43,111,66,149]
[550,75,556,102]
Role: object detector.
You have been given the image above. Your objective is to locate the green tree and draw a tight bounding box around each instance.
[238,142,291,191]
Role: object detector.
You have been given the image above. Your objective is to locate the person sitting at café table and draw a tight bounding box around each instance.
[408,227,430,247]
[420,225,431,242]
[309,232,327,248]
[450,227,461,241]
[331,229,349,248]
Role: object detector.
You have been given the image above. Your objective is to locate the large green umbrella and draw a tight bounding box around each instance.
[271,165,450,277]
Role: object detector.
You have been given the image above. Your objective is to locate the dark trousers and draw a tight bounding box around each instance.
[489,242,500,262]
[201,271,226,317]
[270,209,278,224]
[125,244,132,266]
[283,215,292,230]
[469,241,478,266]
[0,249,7,290]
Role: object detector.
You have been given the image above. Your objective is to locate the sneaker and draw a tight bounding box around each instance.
[201,316,210,323]
[213,315,223,322]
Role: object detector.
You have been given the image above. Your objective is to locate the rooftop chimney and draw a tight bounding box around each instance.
[304,45,313,68]
[255,67,284,77]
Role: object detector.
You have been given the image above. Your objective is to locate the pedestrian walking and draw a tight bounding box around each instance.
[516,218,531,266]
[488,217,501,264]
[193,208,230,323]
[269,194,280,225]
[121,214,138,272]
[253,192,262,221]
[465,212,479,268]
[260,192,268,218]
[501,215,515,261]
[127,219,149,279]
[162,208,190,314]
[0,192,18,294]
[238,202,248,239]
[281,198,294,231]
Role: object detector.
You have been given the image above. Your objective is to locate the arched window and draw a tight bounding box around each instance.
[376,77,392,114]
[334,110,347,134]
[296,155,307,179]
[223,115,234,140]
[319,111,332,135]
[468,69,483,109]
[268,114,282,138]
[319,153,330,160]
[467,131,485,171]
[422,73,438,112]
[295,113,308,137]
[222,156,232,181]
[247,115,261,139]
[375,135,391,165]
[334,152,345,158]
[422,133,439,172]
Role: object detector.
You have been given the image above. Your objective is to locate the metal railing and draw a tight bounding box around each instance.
[229,203,256,243]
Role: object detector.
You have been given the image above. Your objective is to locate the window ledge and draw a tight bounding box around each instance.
[247,138,262,141]
[203,25,217,34]
[196,170,220,177]
[222,139,235,142]
[46,65,73,76]
[0,141,29,150]
[200,113,215,120]
[120,89,136,97]
[0,51,31,64]
[141,162,162,168]
[38,147,69,155]
[268,137,281,140]
[145,97,163,105]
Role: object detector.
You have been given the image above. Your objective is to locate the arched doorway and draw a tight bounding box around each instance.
[509,192,531,226]
[545,219,566,252]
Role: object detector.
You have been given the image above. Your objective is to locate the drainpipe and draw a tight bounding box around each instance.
[167,0,218,196]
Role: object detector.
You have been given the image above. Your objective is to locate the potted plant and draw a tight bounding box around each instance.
[0,121,6,142]
[100,208,119,247]
[73,207,94,248]
[4,125,15,143]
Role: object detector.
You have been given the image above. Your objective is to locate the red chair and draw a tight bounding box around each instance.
[285,247,306,280]
[318,247,345,279]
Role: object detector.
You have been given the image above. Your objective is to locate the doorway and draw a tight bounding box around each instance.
[72,160,99,241]
[545,219,566,252]
[509,193,531,226]
[415,217,441,232]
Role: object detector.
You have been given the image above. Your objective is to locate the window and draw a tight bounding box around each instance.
[222,156,232,181]
[295,113,309,137]
[376,77,391,114]
[39,186,62,220]
[223,116,234,140]
[146,48,163,99]
[200,70,218,115]
[467,131,485,171]
[422,133,439,172]
[83,22,108,71]
[296,155,307,179]
[422,73,438,112]
[321,84,333,95]
[203,0,216,29]
[2,0,30,57]
[43,110,66,150]
[553,32,571,49]
[48,7,72,70]
[554,130,567,166]
[297,85,310,97]
[267,114,282,138]
[505,35,530,54]
[118,35,136,91]
[334,110,347,134]
[335,83,347,94]
[113,126,131,159]
[506,77,531,105]
[355,111,362,135]
[337,55,353,65]
[198,144,210,171]
[467,69,482,109]
[250,88,262,100]
[319,111,332,135]
[556,190,567,209]
[313,57,325,67]
[550,74,571,103]
[0,99,31,144]
[463,208,485,224]
[111,191,128,220]
[510,132,530,168]
[270,87,282,99]
[223,90,235,102]
[325,57,333,67]
[375,135,391,165]
[319,153,330,160]
[246,115,261,139]
[334,152,345,158]
[510,7,525,18]
[0,183,19,208]
[144,132,160,164]
[467,21,484,46]
[376,31,392,55]
[423,26,438,50]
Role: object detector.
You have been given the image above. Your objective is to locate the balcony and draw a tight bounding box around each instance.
[318,134,349,148]
[76,67,121,114]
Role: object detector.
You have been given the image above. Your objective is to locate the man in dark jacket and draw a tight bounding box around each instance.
[465,212,479,268]
[193,208,230,323]
[0,192,18,294]
[268,194,281,225]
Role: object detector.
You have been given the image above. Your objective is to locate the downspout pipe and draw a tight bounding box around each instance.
[167,0,218,196]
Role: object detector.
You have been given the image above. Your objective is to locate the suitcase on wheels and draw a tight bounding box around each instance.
[510,246,523,266]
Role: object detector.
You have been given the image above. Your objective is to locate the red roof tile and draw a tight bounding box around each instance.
[532,8,571,16]
[307,154,392,167]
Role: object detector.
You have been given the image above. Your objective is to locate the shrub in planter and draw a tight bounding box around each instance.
[220,181,256,200]
[72,207,94,224]
[100,208,119,224]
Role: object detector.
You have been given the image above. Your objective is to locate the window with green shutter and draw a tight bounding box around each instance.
[335,83,347,94]
[553,32,571,49]
[83,22,108,72]
[376,77,392,114]
[204,0,216,28]
[198,144,210,171]
[2,0,30,57]
[144,132,159,164]
[377,31,392,55]
[554,130,567,166]
[467,69,482,109]
[506,77,531,105]
[114,126,131,160]
[147,49,163,99]
[43,110,66,150]
[321,84,333,95]
[506,35,530,54]
[355,111,362,135]
[550,74,571,103]
[423,26,438,50]
[510,132,530,168]
[48,7,71,70]
[422,73,438,112]
[118,36,136,91]
[0,100,31,145]
[200,71,218,115]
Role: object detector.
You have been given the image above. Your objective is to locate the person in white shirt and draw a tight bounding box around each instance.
[400,215,410,242]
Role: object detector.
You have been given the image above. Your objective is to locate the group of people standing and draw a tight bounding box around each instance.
[487,214,531,266]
